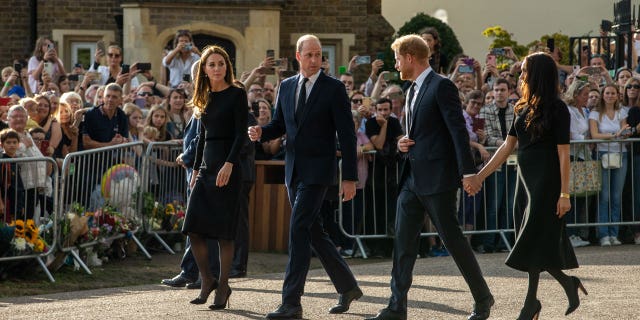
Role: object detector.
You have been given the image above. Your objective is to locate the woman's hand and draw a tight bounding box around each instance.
[216,162,233,187]
[189,170,199,190]
[556,197,571,218]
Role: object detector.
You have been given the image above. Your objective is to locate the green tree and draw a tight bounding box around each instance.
[381,13,463,74]
[482,25,528,58]
[527,33,571,65]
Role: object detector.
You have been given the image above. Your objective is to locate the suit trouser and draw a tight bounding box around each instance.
[388,173,491,313]
[282,175,358,306]
[232,181,254,272]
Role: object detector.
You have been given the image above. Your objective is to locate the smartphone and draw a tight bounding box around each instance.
[376,52,385,60]
[546,38,555,53]
[121,64,130,74]
[68,74,79,81]
[586,67,601,75]
[274,59,287,70]
[182,74,191,82]
[265,49,275,75]
[383,72,399,81]
[459,65,474,73]
[97,40,106,54]
[137,62,151,71]
[491,48,505,56]
[43,62,54,76]
[47,43,55,51]
[472,118,485,132]
[39,140,50,155]
[620,127,633,136]
[13,63,22,73]
[355,55,371,65]
[134,98,146,108]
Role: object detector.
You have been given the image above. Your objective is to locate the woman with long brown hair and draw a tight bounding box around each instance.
[476,52,585,319]
[182,46,247,311]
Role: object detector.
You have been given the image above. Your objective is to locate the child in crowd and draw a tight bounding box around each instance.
[0,129,25,222]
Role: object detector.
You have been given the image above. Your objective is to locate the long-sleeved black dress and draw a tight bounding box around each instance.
[182,85,248,239]
[505,99,579,272]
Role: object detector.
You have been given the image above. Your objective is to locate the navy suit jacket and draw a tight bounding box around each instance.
[400,71,476,195]
[261,72,357,187]
[182,116,200,169]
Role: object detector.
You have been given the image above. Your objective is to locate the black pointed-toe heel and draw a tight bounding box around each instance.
[189,278,219,305]
[516,299,541,320]
[565,276,588,315]
[209,288,232,310]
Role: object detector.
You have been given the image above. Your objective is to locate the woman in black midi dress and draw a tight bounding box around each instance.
[182,46,247,310]
[476,53,587,319]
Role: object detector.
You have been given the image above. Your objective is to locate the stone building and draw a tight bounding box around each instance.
[2,0,394,85]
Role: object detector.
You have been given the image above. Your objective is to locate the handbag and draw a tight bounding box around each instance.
[601,152,622,169]
[570,160,601,197]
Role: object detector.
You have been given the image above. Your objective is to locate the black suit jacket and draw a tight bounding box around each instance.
[261,72,357,187]
[399,71,475,195]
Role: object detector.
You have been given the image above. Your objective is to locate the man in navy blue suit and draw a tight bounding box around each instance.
[366,35,493,320]
[249,34,362,319]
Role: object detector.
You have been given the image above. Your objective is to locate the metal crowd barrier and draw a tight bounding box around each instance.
[57,142,150,274]
[141,141,187,254]
[0,156,58,282]
[337,138,640,259]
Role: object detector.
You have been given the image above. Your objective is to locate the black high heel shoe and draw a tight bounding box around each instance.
[209,288,232,310]
[189,278,219,305]
[565,276,588,315]
[516,299,541,320]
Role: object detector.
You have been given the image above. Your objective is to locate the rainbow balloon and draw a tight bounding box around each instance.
[101,164,139,198]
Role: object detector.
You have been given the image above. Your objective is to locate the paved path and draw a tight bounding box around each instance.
[1,245,639,319]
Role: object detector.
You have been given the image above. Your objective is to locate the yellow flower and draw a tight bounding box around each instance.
[34,239,45,253]
[165,204,175,215]
[12,219,25,238]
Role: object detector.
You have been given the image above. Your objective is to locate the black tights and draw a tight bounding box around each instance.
[189,233,234,303]
[524,267,573,306]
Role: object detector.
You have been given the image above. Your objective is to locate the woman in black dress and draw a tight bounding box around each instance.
[182,46,247,310]
[476,52,586,319]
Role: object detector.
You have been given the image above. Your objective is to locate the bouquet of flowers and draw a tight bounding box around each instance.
[4,219,50,255]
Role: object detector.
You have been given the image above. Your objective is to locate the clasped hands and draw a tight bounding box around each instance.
[462,174,483,196]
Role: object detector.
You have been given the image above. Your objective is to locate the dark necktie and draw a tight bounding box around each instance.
[405,82,416,133]
[295,77,309,123]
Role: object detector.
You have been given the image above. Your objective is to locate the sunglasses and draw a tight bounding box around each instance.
[138,92,152,97]
[108,53,121,58]
[351,99,363,104]
[626,84,640,89]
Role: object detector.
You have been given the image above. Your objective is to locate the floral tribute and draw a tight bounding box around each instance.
[150,201,186,232]
[1,219,50,256]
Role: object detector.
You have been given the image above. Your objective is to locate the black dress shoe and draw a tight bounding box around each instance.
[186,278,201,289]
[265,304,303,319]
[229,270,246,278]
[365,308,407,320]
[329,286,363,313]
[161,275,192,287]
[468,295,494,320]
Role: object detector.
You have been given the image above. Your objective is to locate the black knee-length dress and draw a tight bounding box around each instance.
[182,85,248,240]
[505,99,579,272]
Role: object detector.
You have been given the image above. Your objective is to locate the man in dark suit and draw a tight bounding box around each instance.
[248,34,363,319]
[366,34,493,320]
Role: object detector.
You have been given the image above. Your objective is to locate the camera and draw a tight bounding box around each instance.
[184,43,192,51]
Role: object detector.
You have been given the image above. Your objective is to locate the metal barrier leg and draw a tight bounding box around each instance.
[36,256,55,283]
[354,237,368,259]
[499,231,513,251]
[131,234,152,259]
[151,232,176,254]
[68,249,93,275]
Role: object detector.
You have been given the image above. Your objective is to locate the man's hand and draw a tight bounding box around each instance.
[248,125,262,142]
[189,170,198,190]
[375,114,387,126]
[462,175,482,196]
[176,153,186,168]
[397,135,415,153]
[340,180,356,202]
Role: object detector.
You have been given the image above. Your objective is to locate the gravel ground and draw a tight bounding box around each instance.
[1,245,639,319]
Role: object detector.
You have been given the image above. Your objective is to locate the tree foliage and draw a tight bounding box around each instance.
[482,25,529,58]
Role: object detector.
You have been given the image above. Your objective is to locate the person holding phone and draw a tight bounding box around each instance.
[27,36,67,94]
[88,44,138,89]
[163,30,201,88]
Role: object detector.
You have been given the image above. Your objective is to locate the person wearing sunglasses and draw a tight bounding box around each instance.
[88,44,139,89]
